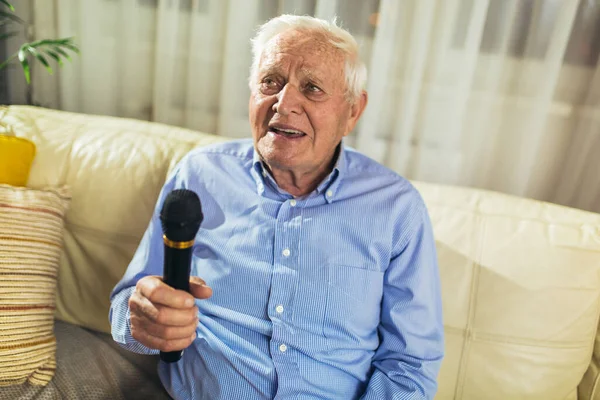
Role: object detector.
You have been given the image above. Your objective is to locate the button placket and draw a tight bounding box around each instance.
[268,199,302,366]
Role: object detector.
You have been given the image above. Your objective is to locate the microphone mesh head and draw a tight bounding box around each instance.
[160,189,203,242]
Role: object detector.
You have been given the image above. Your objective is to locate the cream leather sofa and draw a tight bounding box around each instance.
[1,105,600,400]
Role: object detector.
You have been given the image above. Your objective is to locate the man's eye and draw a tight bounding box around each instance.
[306,84,322,93]
[261,78,280,92]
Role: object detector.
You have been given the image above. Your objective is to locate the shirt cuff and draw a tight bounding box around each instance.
[110,286,159,355]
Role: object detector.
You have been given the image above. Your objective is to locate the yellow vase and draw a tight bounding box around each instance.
[0,135,36,187]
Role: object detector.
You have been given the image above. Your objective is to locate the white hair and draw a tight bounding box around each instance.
[249,14,367,103]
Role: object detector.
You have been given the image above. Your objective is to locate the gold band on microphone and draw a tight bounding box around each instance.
[163,235,194,249]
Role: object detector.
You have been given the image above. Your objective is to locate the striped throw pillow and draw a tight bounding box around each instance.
[0,184,70,386]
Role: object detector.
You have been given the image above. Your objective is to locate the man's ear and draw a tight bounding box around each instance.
[345,91,368,136]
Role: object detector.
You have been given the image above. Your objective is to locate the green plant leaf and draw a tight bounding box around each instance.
[55,37,74,44]
[17,47,30,83]
[27,46,53,75]
[30,38,77,47]
[0,10,22,23]
[52,46,71,62]
[29,38,80,56]
[44,49,63,66]
[0,0,15,11]
[60,42,79,54]
[9,36,80,83]
[0,30,17,40]
[30,38,66,47]
[0,53,16,70]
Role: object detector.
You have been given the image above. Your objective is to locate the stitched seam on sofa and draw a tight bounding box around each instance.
[442,326,465,335]
[453,200,486,399]
[64,221,141,243]
[444,325,593,348]
[469,333,591,348]
[21,105,199,144]
[452,297,600,347]
[424,203,600,228]
[31,105,216,144]
[417,185,600,222]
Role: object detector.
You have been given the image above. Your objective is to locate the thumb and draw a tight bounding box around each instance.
[189,276,212,300]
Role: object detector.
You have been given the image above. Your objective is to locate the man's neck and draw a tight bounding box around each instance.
[264,146,341,198]
[268,165,330,197]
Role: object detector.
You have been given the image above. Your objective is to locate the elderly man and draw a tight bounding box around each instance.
[110,14,444,400]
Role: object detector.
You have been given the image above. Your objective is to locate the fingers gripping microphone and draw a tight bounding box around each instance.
[159,189,203,363]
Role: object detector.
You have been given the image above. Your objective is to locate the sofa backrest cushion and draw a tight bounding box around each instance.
[3,106,227,333]
[414,181,600,399]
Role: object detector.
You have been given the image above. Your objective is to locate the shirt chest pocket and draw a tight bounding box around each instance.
[323,264,384,347]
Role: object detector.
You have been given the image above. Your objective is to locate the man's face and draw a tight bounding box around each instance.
[249,30,364,176]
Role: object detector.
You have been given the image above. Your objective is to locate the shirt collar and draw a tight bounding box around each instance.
[251,142,346,203]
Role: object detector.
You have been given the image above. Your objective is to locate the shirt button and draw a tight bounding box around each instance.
[279,344,287,353]
[326,190,333,198]
[282,248,291,257]
[276,305,284,313]
[290,199,297,207]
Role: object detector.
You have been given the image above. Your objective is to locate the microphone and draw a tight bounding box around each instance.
[159,189,203,363]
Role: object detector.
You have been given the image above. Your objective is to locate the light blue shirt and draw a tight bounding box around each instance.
[110,139,444,399]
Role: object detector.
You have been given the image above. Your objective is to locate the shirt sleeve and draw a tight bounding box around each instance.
[108,166,180,354]
[361,198,444,400]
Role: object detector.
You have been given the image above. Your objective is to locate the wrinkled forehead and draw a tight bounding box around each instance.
[258,30,346,84]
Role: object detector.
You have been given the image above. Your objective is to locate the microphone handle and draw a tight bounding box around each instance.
[160,244,193,363]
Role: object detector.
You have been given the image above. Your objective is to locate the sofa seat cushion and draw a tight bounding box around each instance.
[0,320,170,400]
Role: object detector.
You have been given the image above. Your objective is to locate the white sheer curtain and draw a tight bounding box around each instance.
[27,0,600,213]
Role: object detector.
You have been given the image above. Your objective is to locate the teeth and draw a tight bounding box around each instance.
[275,127,303,135]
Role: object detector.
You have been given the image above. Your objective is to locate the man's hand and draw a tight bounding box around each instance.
[128,276,212,352]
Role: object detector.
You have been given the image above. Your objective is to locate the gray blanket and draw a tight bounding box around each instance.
[0,320,171,400]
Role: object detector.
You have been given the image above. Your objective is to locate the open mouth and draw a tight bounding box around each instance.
[269,126,306,139]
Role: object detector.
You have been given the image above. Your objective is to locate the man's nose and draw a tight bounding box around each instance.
[273,84,303,116]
